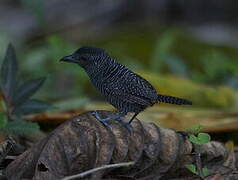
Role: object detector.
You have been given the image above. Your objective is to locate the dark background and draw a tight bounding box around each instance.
[0,0,237,112]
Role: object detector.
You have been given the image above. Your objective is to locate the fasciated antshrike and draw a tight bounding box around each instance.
[60,46,192,130]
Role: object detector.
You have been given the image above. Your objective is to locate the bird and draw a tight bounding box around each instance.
[60,46,192,130]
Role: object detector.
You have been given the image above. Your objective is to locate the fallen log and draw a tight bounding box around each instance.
[5,111,237,179]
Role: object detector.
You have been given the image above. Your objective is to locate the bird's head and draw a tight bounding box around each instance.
[60,46,107,68]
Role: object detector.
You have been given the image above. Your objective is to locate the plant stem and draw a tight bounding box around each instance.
[194,144,204,178]
[62,161,135,180]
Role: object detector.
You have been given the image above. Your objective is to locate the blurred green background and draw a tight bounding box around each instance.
[0,0,238,112]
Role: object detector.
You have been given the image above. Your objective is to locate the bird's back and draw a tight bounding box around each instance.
[88,57,158,113]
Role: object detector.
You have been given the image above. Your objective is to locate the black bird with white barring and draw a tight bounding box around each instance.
[60,46,192,130]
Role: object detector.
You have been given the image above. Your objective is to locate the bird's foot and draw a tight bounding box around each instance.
[91,111,112,129]
[92,111,132,133]
[117,119,133,133]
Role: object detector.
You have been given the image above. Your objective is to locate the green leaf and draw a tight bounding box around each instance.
[202,167,210,176]
[13,77,46,105]
[0,44,18,100]
[197,133,211,144]
[189,134,199,144]
[13,99,52,115]
[185,164,198,175]
[1,99,7,112]
[4,121,40,137]
[189,133,211,145]
[0,112,7,128]
[188,124,205,134]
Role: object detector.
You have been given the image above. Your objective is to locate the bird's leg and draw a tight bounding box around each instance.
[92,111,133,132]
[128,113,139,124]
[92,111,126,122]
[117,119,133,133]
[116,113,138,133]
[116,112,139,133]
[92,111,126,129]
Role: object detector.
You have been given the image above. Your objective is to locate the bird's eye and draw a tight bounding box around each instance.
[79,54,90,61]
[77,54,87,61]
[80,57,87,61]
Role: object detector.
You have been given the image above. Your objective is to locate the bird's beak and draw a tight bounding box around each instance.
[60,55,77,63]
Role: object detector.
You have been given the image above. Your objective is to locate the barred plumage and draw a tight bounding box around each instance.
[60,46,192,125]
[157,94,191,105]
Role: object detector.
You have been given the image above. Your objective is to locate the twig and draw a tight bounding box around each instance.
[62,161,135,180]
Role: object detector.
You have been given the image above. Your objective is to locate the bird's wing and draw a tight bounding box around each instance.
[125,74,158,101]
[111,90,153,106]
[105,72,157,106]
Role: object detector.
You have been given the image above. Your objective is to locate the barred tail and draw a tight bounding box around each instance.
[157,94,192,105]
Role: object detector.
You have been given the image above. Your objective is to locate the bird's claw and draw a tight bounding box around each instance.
[117,119,133,134]
[92,111,112,130]
[92,111,133,133]
[91,111,101,120]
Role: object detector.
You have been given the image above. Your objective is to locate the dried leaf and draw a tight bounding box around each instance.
[13,78,46,105]
[0,137,17,166]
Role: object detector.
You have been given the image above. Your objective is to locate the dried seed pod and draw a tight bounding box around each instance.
[5,111,236,180]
